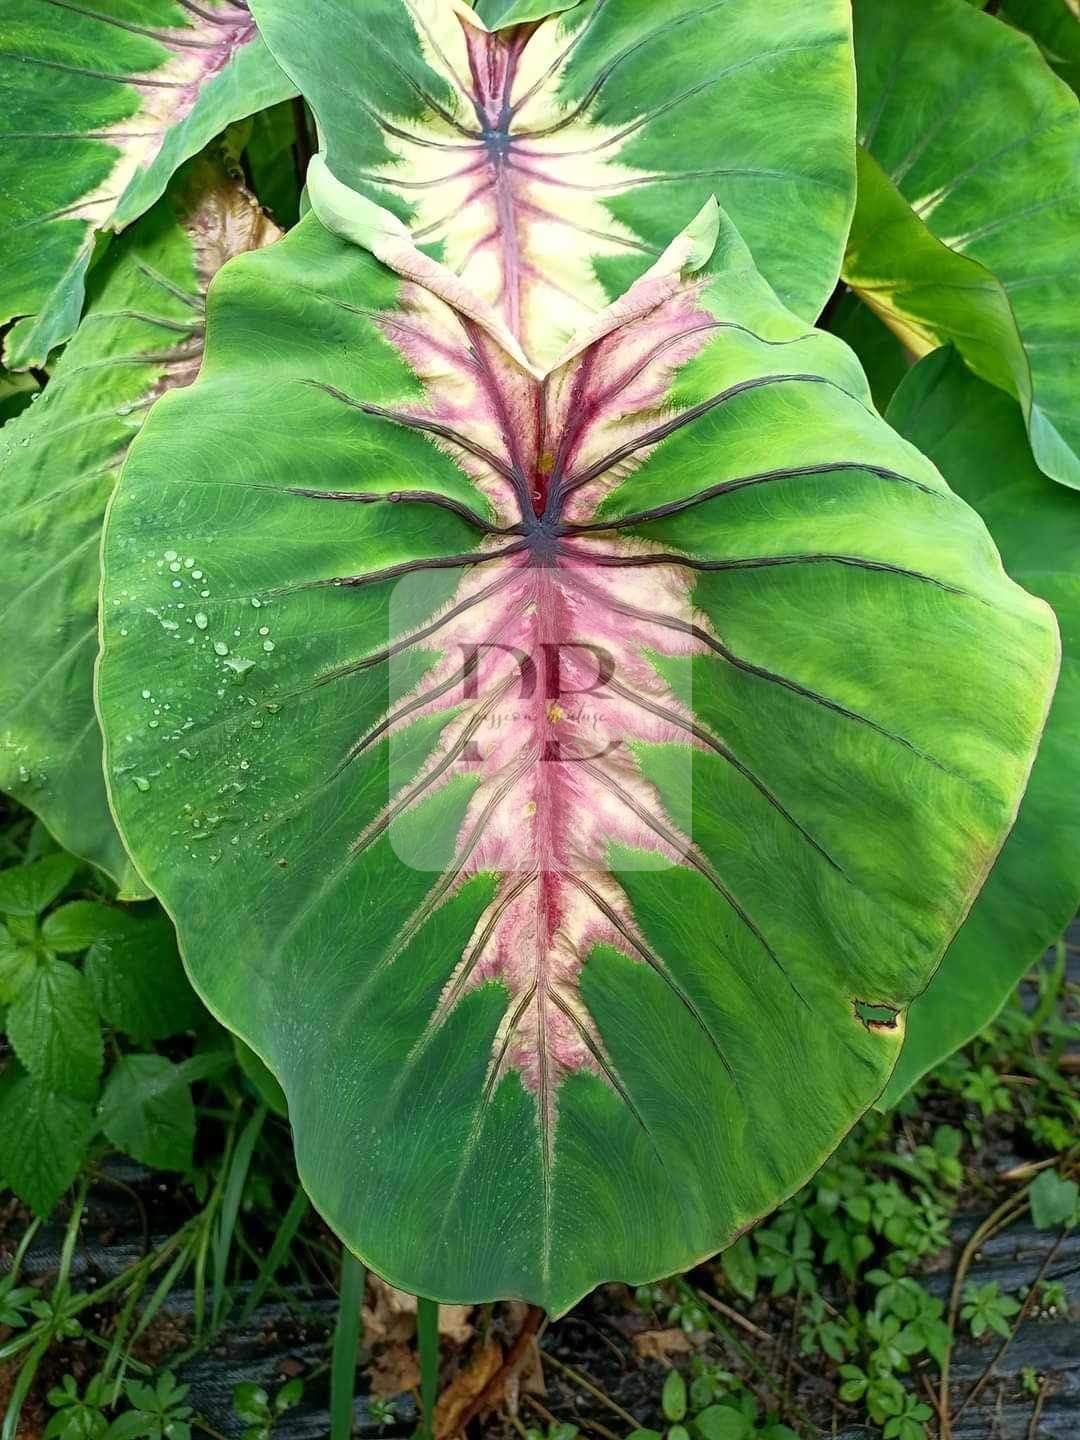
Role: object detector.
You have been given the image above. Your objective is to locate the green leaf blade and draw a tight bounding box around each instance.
[0,1074,94,1216]
[7,956,103,1100]
[99,1054,195,1171]
[249,0,856,338]
[0,161,280,892]
[0,1,295,367]
[881,345,1080,1103]
[851,0,1080,486]
[97,194,1057,1312]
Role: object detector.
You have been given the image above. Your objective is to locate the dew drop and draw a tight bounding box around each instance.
[194,612,208,630]
[262,640,275,653]
[214,641,229,656]
[133,776,151,793]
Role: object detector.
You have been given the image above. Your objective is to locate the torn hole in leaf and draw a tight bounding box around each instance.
[853,999,901,1033]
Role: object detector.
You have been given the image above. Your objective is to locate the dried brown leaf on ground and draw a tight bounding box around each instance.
[632,1329,694,1364]
[435,1340,504,1439]
[371,1342,421,1400]
[364,1276,474,1347]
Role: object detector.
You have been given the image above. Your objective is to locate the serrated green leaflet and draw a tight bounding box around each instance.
[880,346,1080,1105]
[0,0,295,368]
[97,178,1056,1310]
[849,0,1080,487]
[0,1073,94,1216]
[0,160,278,894]
[248,0,856,357]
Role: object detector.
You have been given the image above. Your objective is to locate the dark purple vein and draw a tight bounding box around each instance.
[293,542,526,595]
[513,0,739,141]
[304,380,520,486]
[546,987,660,1150]
[578,759,809,1008]
[564,872,738,1084]
[551,373,837,511]
[286,485,507,535]
[560,546,970,597]
[604,676,844,874]
[559,461,941,534]
[562,574,957,777]
[310,573,520,693]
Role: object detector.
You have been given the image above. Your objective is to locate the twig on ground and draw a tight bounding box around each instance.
[1026,1379,1049,1440]
[952,1232,1066,1424]
[541,1350,640,1429]
[524,1392,621,1440]
[939,1187,1031,1439]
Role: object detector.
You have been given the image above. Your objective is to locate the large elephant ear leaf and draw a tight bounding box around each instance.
[97,179,1057,1311]
[1000,0,1080,96]
[472,0,583,26]
[849,0,1080,487]
[0,158,279,897]
[0,0,295,369]
[247,0,856,363]
[880,347,1080,1106]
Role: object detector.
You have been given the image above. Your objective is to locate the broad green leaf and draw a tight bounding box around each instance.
[41,899,118,953]
[97,191,1056,1313]
[880,347,1080,1104]
[248,0,856,356]
[474,0,583,26]
[1001,0,1080,95]
[0,1074,95,1216]
[0,923,35,1003]
[99,1053,195,1171]
[0,853,78,917]
[721,1235,758,1304]
[7,955,103,1099]
[1028,1168,1079,1230]
[245,99,303,230]
[234,1037,289,1117]
[851,0,1080,487]
[844,149,1032,420]
[0,160,280,895]
[83,907,205,1041]
[0,0,295,368]
[823,289,912,416]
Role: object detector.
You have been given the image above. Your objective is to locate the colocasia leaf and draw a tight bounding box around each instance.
[1000,0,1080,96]
[248,0,858,343]
[0,160,280,893]
[0,1074,95,1216]
[7,955,103,1100]
[881,347,1080,1103]
[0,0,295,367]
[96,165,1057,1312]
[849,0,1080,487]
